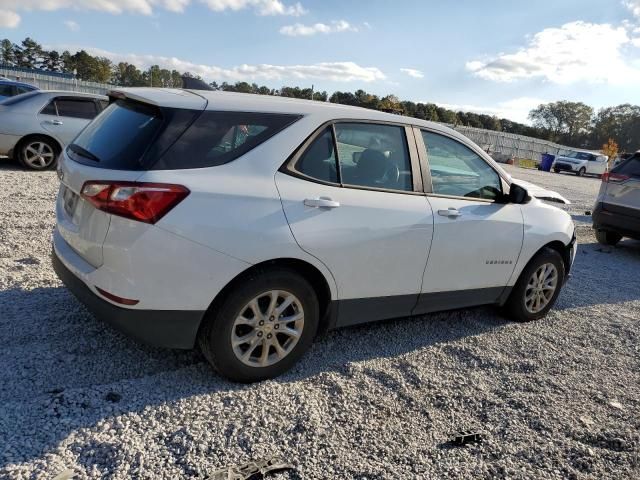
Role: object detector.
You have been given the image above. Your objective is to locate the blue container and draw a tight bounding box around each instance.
[540,153,555,172]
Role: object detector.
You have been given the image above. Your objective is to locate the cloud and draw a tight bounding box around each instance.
[55,44,386,83]
[202,0,306,15]
[279,20,356,36]
[0,0,305,25]
[0,9,20,27]
[64,19,79,31]
[435,97,548,124]
[400,68,424,79]
[466,21,640,85]
[624,0,640,18]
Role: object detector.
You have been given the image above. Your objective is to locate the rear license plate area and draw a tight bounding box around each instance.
[63,186,79,217]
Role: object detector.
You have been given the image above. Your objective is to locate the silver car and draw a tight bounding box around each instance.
[593,153,640,245]
[0,91,108,170]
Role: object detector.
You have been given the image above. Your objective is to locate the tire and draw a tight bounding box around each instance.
[504,247,565,322]
[17,136,59,170]
[577,167,586,177]
[595,230,622,246]
[553,168,560,173]
[198,268,319,382]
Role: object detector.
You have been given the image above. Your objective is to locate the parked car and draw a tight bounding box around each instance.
[0,90,108,170]
[593,153,640,245]
[0,78,39,100]
[52,89,576,382]
[552,150,608,177]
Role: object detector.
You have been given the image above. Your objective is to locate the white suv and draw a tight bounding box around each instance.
[53,89,576,382]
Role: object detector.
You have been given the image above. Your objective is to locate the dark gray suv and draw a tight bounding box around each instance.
[593,153,640,245]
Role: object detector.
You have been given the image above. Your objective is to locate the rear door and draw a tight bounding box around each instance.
[276,121,434,326]
[416,129,523,312]
[39,97,100,146]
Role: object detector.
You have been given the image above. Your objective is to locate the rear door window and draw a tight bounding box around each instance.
[334,123,413,192]
[294,127,338,184]
[154,111,300,170]
[56,99,99,119]
[41,100,57,116]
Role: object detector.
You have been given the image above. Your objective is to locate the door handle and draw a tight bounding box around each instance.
[304,197,340,208]
[49,120,64,125]
[438,208,461,218]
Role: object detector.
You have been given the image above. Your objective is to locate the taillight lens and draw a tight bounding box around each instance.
[602,172,630,183]
[81,181,189,224]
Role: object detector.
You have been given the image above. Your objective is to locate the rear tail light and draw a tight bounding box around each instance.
[81,181,189,224]
[602,172,630,183]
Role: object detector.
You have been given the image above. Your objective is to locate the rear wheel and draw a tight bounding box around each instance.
[553,168,560,173]
[504,248,565,322]
[577,167,586,177]
[595,230,622,246]
[18,136,59,170]
[198,268,319,382]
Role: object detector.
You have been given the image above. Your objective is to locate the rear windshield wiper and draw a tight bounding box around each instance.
[68,143,101,163]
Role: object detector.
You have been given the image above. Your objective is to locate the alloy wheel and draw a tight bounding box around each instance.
[23,141,55,169]
[231,290,304,367]
[524,263,558,314]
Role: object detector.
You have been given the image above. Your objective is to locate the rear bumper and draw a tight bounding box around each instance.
[592,202,640,240]
[52,246,204,350]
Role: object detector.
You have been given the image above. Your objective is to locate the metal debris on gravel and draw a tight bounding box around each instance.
[0,162,639,479]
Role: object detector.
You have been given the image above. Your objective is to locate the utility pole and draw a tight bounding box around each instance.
[311,84,314,101]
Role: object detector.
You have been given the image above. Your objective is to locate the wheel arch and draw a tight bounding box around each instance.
[12,133,63,160]
[522,240,572,282]
[199,257,336,340]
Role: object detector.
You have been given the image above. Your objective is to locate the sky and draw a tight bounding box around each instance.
[1,0,639,123]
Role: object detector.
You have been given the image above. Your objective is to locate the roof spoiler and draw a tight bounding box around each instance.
[181,76,214,91]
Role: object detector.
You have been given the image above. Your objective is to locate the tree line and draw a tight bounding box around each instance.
[1,37,638,153]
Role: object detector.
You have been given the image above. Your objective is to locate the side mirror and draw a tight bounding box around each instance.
[508,183,531,204]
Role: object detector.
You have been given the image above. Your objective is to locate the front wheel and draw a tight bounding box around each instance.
[577,167,586,177]
[198,269,319,382]
[504,248,565,322]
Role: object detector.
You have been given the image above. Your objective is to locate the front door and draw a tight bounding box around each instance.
[415,129,524,314]
[276,122,434,326]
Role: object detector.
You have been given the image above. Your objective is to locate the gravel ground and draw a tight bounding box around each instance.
[1,162,639,479]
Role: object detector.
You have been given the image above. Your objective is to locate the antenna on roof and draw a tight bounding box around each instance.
[181,76,214,91]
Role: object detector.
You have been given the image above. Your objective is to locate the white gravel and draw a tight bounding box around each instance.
[1,162,639,479]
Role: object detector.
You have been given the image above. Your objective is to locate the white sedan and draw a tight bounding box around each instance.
[0,90,107,170]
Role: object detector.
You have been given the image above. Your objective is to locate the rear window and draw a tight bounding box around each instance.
[68,101,300,170]
[153,111,300,170]
[0,90,40,105]
[614,154,640,177]
[68,100,166,169]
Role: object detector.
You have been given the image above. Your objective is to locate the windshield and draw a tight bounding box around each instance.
[565,151,595,161]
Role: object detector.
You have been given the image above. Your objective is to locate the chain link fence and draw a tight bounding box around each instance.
[452,125,595,166]
[1,65,111,95]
